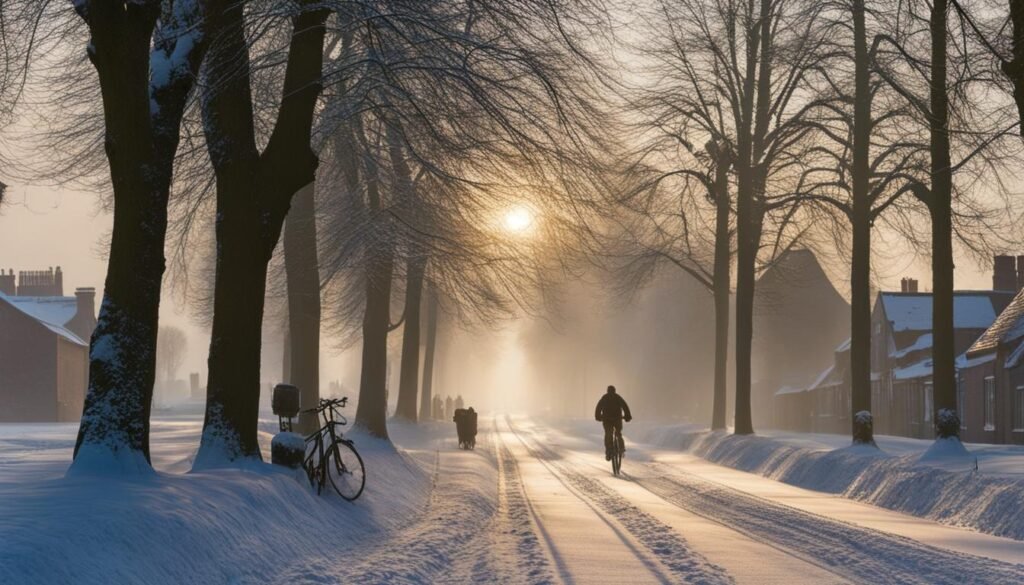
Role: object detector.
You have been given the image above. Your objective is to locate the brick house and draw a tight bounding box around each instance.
[776,263,1015,439]
[0,268,97,422]
[961,277,1024,444]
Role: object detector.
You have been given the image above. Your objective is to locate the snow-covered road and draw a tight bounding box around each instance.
[484,416,1024,585]
[4,414,1024,584]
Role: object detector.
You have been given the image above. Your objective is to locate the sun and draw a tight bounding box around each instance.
[503,206,534,234]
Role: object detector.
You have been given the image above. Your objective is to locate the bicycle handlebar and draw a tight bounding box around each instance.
[301,397,348,414]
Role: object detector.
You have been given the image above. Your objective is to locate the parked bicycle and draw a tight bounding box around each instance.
[302,397,365,501]
[610,427,625,476]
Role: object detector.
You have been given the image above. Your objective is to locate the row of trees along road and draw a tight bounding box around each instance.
[4,0,1024,470]
[29,0,616,471]
[615,0,1024,448]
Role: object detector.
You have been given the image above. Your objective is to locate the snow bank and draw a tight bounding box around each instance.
[642,425,1024,541]
[0,415,433,585]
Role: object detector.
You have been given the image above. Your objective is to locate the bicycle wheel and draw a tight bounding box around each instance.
[611,433,624,476]
[327,440,366,501]
[303,437,324,492]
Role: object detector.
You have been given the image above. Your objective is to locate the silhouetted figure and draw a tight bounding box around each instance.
[454,395,464,411]
[432,395,443,420]
[595,385,632,460]
[453,406,477,449]
[445,395,454,421]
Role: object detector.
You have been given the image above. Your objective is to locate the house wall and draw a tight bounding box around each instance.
[0,302,57,421]
[774,392,811,432]
[56,337,88,422]
[960,359,995,443]
[1003,361,1024,445]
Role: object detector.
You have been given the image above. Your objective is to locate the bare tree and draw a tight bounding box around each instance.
[156,326,188,383]
[194,0,328,465]
[610,140,733,430]
[635,0,829,435]
[69,0,212,473]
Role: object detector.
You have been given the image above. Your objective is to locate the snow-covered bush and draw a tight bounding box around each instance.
[852,410,874,445]
[935,408,960,439]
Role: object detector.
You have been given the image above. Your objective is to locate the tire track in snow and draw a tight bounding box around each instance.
[300,422,556,585]
[633,463,1024,585]
[506,416,734,585]
[476,421,559,584]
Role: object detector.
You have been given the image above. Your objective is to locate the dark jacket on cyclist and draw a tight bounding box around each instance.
[595,388,632,422]
[595,386,631,459]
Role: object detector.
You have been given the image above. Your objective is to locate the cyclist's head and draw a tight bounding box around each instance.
[607,385,616,394]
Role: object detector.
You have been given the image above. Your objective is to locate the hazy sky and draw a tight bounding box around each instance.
[0,184,1004,386]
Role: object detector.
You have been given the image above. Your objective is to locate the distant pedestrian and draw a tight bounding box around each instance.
[455,395,464,411]
[445,395,454,421]
[433,395,443,420]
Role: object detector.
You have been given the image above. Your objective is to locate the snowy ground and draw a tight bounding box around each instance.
[640,423,1024,540]
[2,412,1024,584]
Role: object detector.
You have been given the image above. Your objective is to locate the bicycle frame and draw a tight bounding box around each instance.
[302,402,349,494]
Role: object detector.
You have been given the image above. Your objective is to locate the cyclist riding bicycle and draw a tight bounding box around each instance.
[595,385,632,461]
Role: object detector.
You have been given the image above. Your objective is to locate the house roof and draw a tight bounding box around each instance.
[968,288,1024,357]
[893,358,933,381]
[0,292,87,346]
[891,333,932,359]
[1005,342,1024,369]
[879,291,1013,333]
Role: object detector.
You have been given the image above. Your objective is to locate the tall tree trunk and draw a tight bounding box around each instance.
[711,151,731,431]
[71,2,208,473]
[732,0,763,436]
[419,285,439,421]
[1004,0,1024,132]
[733,202,762,436]
[196,2,327,465]
[284,183,321,433]
[930,0,958,437]
[850,0,875,445]
[395,256,426,421]
[353,117,394,438]
[355,247,395,437]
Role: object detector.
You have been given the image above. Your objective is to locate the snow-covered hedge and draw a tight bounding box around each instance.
[643,426,1024,541]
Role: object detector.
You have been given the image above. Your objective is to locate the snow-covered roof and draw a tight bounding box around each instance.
[835,337,851,352]
[891,333,932,359]
[810,364,843,390]
[881,292,1007,333]
[893,359,932,381]
[957,351,996,370]
[969,288,1024,356]
[774,385,807,396]
[0,292,86,346]
[1005,342,1024,370]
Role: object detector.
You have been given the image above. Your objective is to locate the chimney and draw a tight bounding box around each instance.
[0,269,14,296]
[65,287,98,342]
[994,255,1017,291]
[900,277,919,293]
[75,287,95,320]
[54,266,63,296]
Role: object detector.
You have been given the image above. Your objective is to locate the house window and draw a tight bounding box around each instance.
[924,382,933,424]
[1015,386,1024,432]
[984,376,996,431]
[957,376,967,430]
